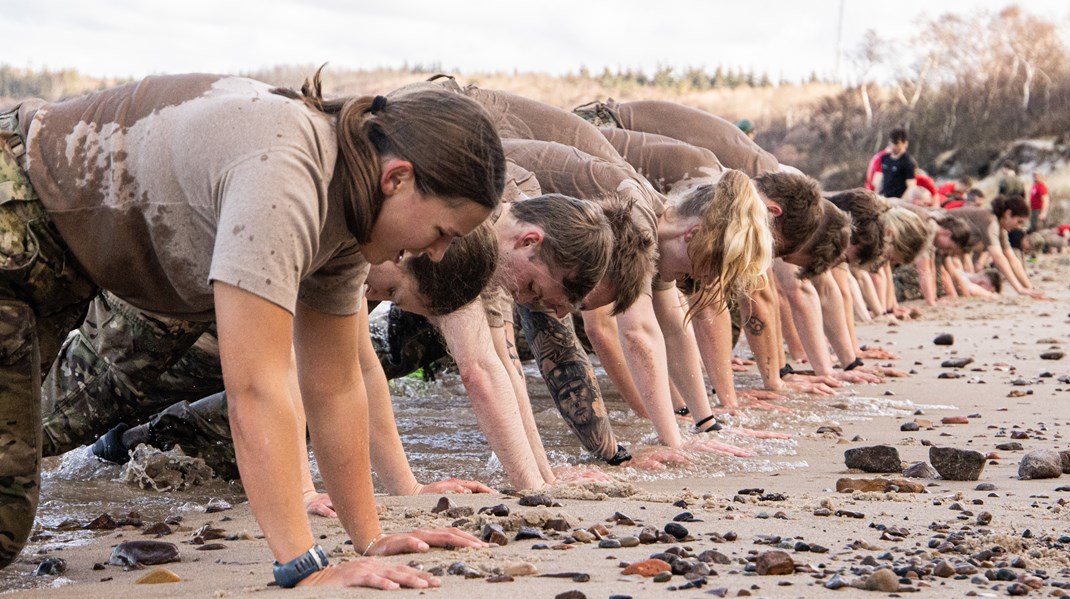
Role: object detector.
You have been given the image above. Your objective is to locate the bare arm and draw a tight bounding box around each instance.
[772,261,835,377]
[683,302,738,410]
[650,286,720,415]
[581,306,647,417]
[614,293,682,448]
[437,301,547,490]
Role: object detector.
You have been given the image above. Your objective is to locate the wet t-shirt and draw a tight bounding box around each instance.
[612,100,780,177]
[600,129,724,194]
[23,74,367,320]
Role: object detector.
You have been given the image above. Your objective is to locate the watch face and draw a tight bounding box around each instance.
[274,545,328,588]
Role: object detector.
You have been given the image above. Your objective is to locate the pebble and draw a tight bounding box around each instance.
[754,551,794,575]
[108,541,180,567]
[844,445,903,473]
[1040,351,1065,360]
[836,478,925,493]
[515,527,546,541]
[31,557,67,576]
[930,446,986,480]
[504,562,538,577]
[941,416,970,424]
[479,503,510,517]
[976,511,993,525]
[1018,449,1064,479]
[900,422,920,432]
[518,494,555,507]
[975,483,996,491]
[481,523,508,545]
[934,333,954,345]
[85,513,118,530]
[570,529,595,543]
[205,498,232,513]
[933,560,956,577]
[135,567,181,584]
[611,512,635,526]
[652,571,673,583]
[863,568,900,592]
[698,550,732,565]
[622,558,671,577]
[598,538,622,549]
[638,527,659,544]
[619,536,640,547]
[825,574,850,589]
[142,522,173,536]
[903,461,939,478]
[997,442,1024,451]
[664,522,689,539]
[941,357,975,368]
[486,574,514,583]
[554,591,586,599]
[1007,581,1031,595]
[938,372,964,379]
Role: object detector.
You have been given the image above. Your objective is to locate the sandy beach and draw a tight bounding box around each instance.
[4,256,1069,599]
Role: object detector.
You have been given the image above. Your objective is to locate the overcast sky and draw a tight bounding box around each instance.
[6,0,1069,83]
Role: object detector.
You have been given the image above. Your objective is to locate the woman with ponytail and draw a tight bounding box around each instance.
[0,68,505,589]
[956,196,1047,299]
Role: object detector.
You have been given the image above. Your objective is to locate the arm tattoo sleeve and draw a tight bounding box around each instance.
[515,304,619,460]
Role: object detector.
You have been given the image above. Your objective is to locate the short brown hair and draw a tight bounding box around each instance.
[827,189,886,270]
[510,194,613,306]
[991,194,1029,218]
[795,200,852,279]
[601,197,657,315]
[273,67,505,244]
[981,268,1003,294]
[936,215,971,252]
[407,222,498,315]
[753,171,822,258]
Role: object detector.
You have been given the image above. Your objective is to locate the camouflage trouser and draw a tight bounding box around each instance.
[41,291,212,456]
[143,391,238,479]
[572,100,624,129]
[0,107,97,567]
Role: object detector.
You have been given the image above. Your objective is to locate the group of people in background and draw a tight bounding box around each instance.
[0,71,1058,590]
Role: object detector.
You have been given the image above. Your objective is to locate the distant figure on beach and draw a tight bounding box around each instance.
[1029,171,1050,232]
[997,162,1026,199]
[872,128,917,199]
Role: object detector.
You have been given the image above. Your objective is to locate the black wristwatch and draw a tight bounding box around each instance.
[844,357,864,371]
[273,544,329,588]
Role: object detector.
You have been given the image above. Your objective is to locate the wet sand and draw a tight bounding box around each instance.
[7,256,1070,598]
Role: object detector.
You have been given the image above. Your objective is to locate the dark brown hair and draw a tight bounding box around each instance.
[936,215,972,253]
[981,268,1003,294]
[510,194,613,305]
[753,171,823,258]
[991,194,1029,218]
[827,189,886,270]
[272,67,505,244]
[795,200,852,279]
[406,222,498,316]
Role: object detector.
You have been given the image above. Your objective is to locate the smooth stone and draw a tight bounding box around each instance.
[754,551,794,575]
[486,575,514,583]
[570,529,595,543]
[1040,351,1065,360]
[31,557,67,576]
[664,522,689,539]
[431,497,457,514]
[997,442,1024,451]
[930,447,986,481]
[934,334,954,345]
[825,574,850,589]
[612,512,636,526]
[901,422,920,432]
[1062,450,1070,474]
[555,591,586,599]
[845,445,902,472]
[652,571,672,583]
[941,357,975,368]
[108,541,180,567]
[141,522,173,536]
[864,568,900,592]
[504,562,538,577]
[1007,582,1031,595]
[941,416,970,424]
[698,550,732,565]
[619,536,640,548]
[515,527,546,541]
[638,527,659,544]
[1018,449,1063,479]
[836,478,925,493]
[903,461,939,479]
[85,513,118,530]
[598,538,622,549]
[518,494,554,507]
[933,560,956,577]
[135,567,181,584]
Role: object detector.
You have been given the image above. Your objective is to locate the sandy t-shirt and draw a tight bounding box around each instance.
[22,74,367,320]
[600,128,724,194]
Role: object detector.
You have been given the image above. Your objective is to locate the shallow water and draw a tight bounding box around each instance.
[3,356,944,592]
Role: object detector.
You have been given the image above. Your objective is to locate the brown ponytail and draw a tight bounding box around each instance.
[272,66,505,244]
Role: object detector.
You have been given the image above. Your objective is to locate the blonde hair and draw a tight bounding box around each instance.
[677,170,774,318]
[882,206,931,264]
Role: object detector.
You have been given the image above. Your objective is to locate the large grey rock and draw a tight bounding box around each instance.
[903,461,939,479]
[845,445,902,473]
[1018,450,1063,479]
[929,447,986,481]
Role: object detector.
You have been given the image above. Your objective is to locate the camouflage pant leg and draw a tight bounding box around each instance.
[41,291,210,456]
[146,391,238,480]
[150,325,225,407]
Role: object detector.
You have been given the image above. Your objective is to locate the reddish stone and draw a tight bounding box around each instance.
[941,416,969,425]
[621,558,672,577]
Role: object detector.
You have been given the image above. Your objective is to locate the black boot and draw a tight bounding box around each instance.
[90,423,132,464]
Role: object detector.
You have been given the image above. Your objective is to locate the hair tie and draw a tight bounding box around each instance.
[370,95,388,114]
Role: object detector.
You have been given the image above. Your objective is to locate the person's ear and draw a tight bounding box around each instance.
[764,201,783,217]
[683,223,702,243]
[380,159,415,197]
[514,228,545,250]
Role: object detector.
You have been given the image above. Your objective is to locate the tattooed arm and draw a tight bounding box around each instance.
[516,303,623,462]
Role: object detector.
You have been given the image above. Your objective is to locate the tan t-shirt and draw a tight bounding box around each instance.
[600,129,724,194]
[23,74,367,320]
[613,100,780,177]
[956,207,1008,251]
[481,160,542,328]
[501,138,660,236]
